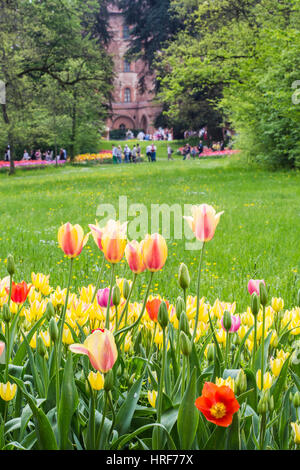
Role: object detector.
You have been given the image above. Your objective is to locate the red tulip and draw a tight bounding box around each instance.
[6,281,32,304]
[195,382,240,427]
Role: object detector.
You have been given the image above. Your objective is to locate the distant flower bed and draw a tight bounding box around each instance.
[74,151,113,163]
[0,160,66,169]
[178,147,239,157]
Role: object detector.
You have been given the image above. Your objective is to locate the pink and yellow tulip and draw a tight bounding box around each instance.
[125,240,146,274]
[69,328,118,373]
[58,223,88,258]
[142,233,168,272]
[184,204,224,242]
[101,220,127,264]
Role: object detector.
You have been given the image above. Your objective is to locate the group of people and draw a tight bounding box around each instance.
[22,148,67,161]
[136,127,173,142]
[112,144,142,164]
[182,142,204,160]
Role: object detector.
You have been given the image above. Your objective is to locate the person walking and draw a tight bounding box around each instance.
[132,145,137,163]
[136,144,141,162]
[4,146,10,162]
[117,145,122,164]
[112,145,118,164]
[150,143,157,162]
[124,144,130,163]
[167,144,174,160]
[146,144,152,162]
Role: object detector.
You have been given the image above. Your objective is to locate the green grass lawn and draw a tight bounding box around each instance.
[0,154,299,311]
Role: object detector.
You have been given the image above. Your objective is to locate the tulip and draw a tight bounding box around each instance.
[125,240,146,274]
[0,341,5,357]
[97,288,114,308]
[58,222,88,258]
[248,279,265,296]
[142,233,168,272]
[291,423,300,445]
[6,281,32,304]
[148,390,157,408]
[88,371,104,391]
[69,329,118,373]
[0,381,17,401]
[146,298,169,323]
[195,382,240,427]
[101,220,127,264]
[221,314,241,333]
[256,370,273,391]
[271,297,284,312]
[89,223,104,251]
[184,204,224,242]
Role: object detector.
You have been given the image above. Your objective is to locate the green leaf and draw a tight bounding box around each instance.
[270,357,290,410]
[226,411,241,450]
[115,375,144,436]
[177,367,199,450]
[58,352,78,450]
[13,314,47,366]
[253,331,273,373]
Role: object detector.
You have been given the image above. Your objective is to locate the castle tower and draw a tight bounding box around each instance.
[106,3,162,135]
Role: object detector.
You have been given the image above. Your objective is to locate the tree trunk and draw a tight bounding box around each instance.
[70,90,78,160]
[1,103,15,175]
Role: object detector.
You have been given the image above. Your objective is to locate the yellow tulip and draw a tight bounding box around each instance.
[256,370,273,391]
[0,382,17,401]
[148,390,157,408]
[88,371,104,391]
[215,376,235,392]
[291,422,300,445]
[270,358,284,377]
[272,297,284,312]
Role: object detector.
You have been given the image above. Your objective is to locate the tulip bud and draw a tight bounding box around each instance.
[251,292,260,317]
[257,397,268,415]
[180,331,192,356]
[293,391,300,409]
[158,301,169,329]
[176,296,185,321]
[49,317,59,343]
[104,369,114,392]
[134,329,143,355]
[122,280,130,300]
[207,344,215,363]
[178,263,190,291]
[45,302,55,320]
[268,396,274,413]
[112,285,121,307]
[2,304,12,323]
[236,369,247,395]
[37,335,46,357]
[179,312,190,335]
[222,310,232,332]
[259,282,268,307]
[6,254,15,276]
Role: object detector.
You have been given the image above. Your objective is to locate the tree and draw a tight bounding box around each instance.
[0,0,113,173]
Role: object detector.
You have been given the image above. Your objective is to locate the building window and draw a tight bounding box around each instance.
[124,60,131,72]
[123,25,130,39]
[124,88,131,103]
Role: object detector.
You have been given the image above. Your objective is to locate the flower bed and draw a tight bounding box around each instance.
[178,147,240,157]
[0,207,299,450]
[0,160,66,169]
[74,151,113,164]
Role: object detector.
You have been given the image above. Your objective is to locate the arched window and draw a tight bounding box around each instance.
[124,88,131,103]
[124,60,131,72]
[123,25,130,39]
[119,124,126,130]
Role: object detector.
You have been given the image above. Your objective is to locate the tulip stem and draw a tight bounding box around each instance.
[96,391,108,450]
[57,257,74,368]
[115,272,154,340]
[154,327,166,449]
[253,317,257,369]
[117,273,137,330]
[225,332,231,370]
[107,391,116,446]
[261,305,266,392]
[105,264,115,330]
[91,255,105,304]
[4,321,10,382]
[192,242,205,343]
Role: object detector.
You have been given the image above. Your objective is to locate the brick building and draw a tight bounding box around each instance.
[106,3,162,135]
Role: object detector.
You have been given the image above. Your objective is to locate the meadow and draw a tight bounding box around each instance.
[1,152,299,310]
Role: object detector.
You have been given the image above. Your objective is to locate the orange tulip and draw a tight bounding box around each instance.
[195,382,240,427]
[184,204,224,242]
[125,240,146,274]
[101,220,127,264]
[69,329,118,373]
[6,281,32,304]
[146,298,169,322]
[142,233,168,272]
[58,223,88,258]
